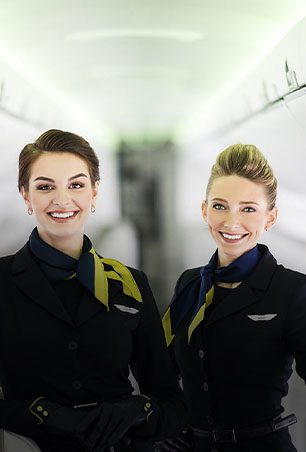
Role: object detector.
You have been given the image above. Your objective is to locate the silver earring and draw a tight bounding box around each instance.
[265,226,268,231]
[28,208,33,215]
[91,206,95,213]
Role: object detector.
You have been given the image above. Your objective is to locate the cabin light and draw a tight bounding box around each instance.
[66,29,204,43]
[88,66,191,79]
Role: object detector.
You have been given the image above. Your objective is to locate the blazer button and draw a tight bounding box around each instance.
[68,341,78,351]
[203,382,209,391]
[72,380,82,390]
[198,349,204,359]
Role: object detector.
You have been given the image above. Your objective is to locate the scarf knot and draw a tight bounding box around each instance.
[29,228,142,310]
[163,245,261,346]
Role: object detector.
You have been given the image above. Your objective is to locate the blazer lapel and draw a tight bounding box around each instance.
[205,284,261,328]
[12,243,75,327]
[205,246,278,328]
[75,289,105,326]
[76,278,134,326]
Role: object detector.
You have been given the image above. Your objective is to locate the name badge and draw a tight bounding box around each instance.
[114,304,139,314]
[247,314,277,321]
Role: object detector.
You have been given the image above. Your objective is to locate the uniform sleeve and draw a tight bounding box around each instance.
[0,260,42,440]
[130,271,187,440]
[283,278,306,382]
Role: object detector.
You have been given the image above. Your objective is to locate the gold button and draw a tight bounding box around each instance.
[37,406,43,412]
[145,402,151,408]
[43,411,49,416]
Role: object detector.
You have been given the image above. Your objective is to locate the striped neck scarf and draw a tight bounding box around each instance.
[29,228,142,310]
[163,245,261,345]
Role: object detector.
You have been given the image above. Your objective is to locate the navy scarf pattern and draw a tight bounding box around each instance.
[163,245,261,345]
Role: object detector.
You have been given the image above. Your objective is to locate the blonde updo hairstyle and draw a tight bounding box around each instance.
[206,144,277,210]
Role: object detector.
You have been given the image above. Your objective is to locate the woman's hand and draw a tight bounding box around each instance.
[29,395,153,451]
[82,395,153,450]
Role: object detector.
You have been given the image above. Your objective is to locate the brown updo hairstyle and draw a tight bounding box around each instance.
[18,129,100,191]
[206,144,277,210]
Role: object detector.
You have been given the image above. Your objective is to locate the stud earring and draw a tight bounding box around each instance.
[28,208,33,215]
[265,226,268,231]
[91,206,96,213]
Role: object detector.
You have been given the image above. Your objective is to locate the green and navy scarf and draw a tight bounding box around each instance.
[163,245,261,345]
[29,228,142,309]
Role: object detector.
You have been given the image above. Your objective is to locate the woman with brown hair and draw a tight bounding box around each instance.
[160,144,306,451]
[0,129,186,452]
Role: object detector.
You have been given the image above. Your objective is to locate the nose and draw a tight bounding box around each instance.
[51,189,71,207]
[223,211,241,229]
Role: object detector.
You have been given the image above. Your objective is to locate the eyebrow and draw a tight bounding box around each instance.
[33,173,88,182]
[211,197,260,206]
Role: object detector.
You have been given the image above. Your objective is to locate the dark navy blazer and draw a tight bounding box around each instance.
[0,243,186,451]
[171,245,306,430]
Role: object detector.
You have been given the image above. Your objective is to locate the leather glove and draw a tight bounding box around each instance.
[154,429,194,452]
[82,395,153,451]
[29,395,153,452]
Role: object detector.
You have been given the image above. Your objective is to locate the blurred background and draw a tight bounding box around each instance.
[0,0,306,448]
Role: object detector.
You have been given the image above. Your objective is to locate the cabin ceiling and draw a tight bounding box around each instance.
[0,0,305,144]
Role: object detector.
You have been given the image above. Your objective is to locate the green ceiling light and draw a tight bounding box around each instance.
[88,66,191,80]
[66,29,204,42]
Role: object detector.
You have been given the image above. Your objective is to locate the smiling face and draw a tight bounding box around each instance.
[202,175,277,267]
[21,152,98,252]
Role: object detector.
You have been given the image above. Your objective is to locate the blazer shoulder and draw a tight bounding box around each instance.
[180,267,202,278]
[0,254,16,285]
[181,267,201,280]
[174,267,201,295]
[276,263,306,285]
[126,266,152,294]
[0,254,15,269]
[102,257,146,286]
[126,265,143,277]
[123,266,159,309]
[0,254,14,263]
[125,265,145,282]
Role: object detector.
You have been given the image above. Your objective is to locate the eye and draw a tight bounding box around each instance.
[212,203,225,210]
[69,182,84,189]
[36,184,54,191]
[243,206,256,212]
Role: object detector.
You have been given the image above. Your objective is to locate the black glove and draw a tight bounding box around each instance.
[82,395,153,450]
[29,395,153,451]
[154,429,194,452]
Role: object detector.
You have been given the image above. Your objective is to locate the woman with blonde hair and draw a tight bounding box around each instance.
[160,144,305,451]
